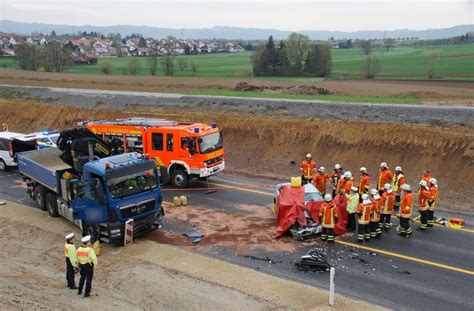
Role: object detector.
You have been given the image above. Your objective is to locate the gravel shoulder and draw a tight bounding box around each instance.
[0,201,381,310]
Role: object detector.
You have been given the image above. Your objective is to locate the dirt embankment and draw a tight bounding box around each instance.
[1,68,474,105]
[1,100,473,211]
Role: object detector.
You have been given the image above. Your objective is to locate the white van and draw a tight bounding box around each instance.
[0,132,25,171]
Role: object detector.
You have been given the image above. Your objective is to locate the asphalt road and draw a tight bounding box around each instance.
[1,169,473,310]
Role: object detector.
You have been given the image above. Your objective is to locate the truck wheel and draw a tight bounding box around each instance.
[46,192,59,217]
[0,159,6,171]
[171,169,189,188]
[83,222,99,243]
[34,185,47,211]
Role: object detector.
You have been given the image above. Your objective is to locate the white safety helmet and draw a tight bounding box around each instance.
[361,193,369,200]
[81,235,91,244]
[360,167,367,173]
[351,186,358,192]
[395,166,402,172]
[334,164,341,170]
[384,183,392,190]
[419,180,428,187]
[324,193,333,202]
[344,171,352,179]
[429,178,437,186]
[65,233,74,240]
[306,153,312,158]
[380,162,388,168]
[374,194,381,200]
[370,189,378,196]
[319,166,325,172]
[401,184,411,191]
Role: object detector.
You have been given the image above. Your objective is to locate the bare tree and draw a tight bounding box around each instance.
[127,57,141,75]
[383,38,396,52]
[14,43,42,71]
[147,55,159,76]
[363,55,380,78]
[99,60,114,75]
[177,58,189,75]
[160,56,175,76]
[361,40,372,55]
[423,53,439,79]
[190,61,199,76]
[43,42,71,72]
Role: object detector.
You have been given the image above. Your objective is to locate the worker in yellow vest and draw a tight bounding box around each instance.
[64,233,78,289]
[345,186,359,232]
[76,235,98,297]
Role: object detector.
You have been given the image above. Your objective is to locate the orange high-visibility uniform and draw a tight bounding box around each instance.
[358,174,371,194]
[356,202,372,225]
[420,173,432,187]
[319,202,338,229]
[378,169,394,190]
[370,198,381,222]
[418,188,433,211]
[329,170,343,187]
[337,178,354,194]
[381,191,396,214]
[300,159,316,179]
[428,186,438,211]
[313,172,329,193]
[400,192,413,218]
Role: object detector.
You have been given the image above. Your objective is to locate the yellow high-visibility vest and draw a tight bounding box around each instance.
[64,243,78,268]
[76,246,98,267]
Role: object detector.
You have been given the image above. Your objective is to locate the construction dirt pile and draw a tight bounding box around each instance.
[1,100,473,211]
[234,81,331,95]
[1,68,474,105]
[0,201,379,310]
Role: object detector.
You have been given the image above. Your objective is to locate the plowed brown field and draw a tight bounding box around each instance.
[1,68,474,105]
[1,100,473,211]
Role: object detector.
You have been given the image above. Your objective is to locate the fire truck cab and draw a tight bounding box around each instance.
[82,118,225,188]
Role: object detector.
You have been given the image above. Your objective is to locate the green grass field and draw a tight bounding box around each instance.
[1,43,472,81]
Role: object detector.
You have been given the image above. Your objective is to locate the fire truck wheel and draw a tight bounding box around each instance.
[171,169,189,188]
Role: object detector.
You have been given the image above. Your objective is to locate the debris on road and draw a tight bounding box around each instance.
[183,232,204,239]
[295,248,331,272]
[0,200,6,206]
[243,255,276,264]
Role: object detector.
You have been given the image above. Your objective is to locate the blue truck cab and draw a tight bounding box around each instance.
[17,147,163,244]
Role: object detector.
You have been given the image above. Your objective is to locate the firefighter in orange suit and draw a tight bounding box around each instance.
[313,166,329,194]
[319,193,338,243]
[380,183,396,232]
[427,178,438,227]
[378,162,394,196]
[418,180,434,230]
[356,193,372,243]
[369,189,382,239]
[330,164,344,197]
[337,171,354,195]
[358,167,371,196]
[399,184,413,237]
[300,153,316,185]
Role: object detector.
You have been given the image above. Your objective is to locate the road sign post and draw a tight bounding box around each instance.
[329,267,335,306]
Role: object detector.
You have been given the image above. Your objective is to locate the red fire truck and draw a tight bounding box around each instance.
[82,118,224,188]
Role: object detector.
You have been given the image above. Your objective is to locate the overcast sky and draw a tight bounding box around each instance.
[1,0,472,31]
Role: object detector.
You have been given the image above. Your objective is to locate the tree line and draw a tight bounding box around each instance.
[99,55,199,76]
[252,34,332,77]
[15,42,71,72]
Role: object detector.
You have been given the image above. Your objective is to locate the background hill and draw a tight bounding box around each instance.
[1,19,473,40]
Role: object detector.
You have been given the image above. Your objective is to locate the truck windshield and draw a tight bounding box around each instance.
[107,169,158,199]
[198,132,223,154]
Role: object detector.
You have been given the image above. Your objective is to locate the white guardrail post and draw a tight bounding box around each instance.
[329,266,335,307]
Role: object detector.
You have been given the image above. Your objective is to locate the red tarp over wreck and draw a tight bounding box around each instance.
[275,185,348,238]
